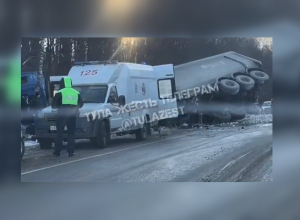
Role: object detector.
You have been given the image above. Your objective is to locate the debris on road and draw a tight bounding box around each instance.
[239,114,272,125]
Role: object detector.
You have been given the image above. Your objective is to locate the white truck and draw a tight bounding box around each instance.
[36,61,178,149]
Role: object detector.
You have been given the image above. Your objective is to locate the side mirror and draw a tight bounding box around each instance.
[118,95,125,106]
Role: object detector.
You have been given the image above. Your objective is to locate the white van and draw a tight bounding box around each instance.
[35,61,178,149]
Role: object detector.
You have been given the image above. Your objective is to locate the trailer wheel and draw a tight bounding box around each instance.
[235,75,255,91]
[91,121,109,149]
[219,79,240,95]
[136,122,148,141]
[38,138,53,149]
[249,70,269,85]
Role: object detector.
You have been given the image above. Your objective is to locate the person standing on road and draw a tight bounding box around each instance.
[52,77,83,157]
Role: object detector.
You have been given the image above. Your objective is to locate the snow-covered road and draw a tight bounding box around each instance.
[21,122,272,182]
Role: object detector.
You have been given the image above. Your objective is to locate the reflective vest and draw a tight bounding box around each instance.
[57,88,79,105]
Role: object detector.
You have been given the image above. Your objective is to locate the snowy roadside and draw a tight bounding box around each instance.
[25,140,39,148]
[158,114,272,132]
[214,114,272,128]
[236,113,272,125]
[23,114,272,157]
[24,140,40,157]
[106,125,272,182]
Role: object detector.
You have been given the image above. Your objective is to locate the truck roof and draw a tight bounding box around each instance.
[68,62,155,86]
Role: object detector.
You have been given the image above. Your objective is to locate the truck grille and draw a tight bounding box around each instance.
[45,113,57,122]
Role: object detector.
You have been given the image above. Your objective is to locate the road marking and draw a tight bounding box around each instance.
[21,133,189,175]
[221,161,235,171]
[221,151,252,171]
[236,151,252,161]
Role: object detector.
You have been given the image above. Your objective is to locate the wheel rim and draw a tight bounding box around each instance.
[241,76,251,82]
[225,80,235,87]
[255,72,265,78]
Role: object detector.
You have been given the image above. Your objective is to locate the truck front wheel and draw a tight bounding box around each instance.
[230,109,246,120]
[91,121,109,149]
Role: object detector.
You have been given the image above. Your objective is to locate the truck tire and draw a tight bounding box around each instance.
[212,111,231,123]
[135,122,148,141]
[235,75,255,91]
[219,79,240,95]
[91,121,109,149]
[246,104,262,115]
[249,70,269,85]
[229,106,246,120]
[21,138,25,159]
[38,138,53,149]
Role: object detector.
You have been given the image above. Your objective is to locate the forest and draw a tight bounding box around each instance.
[21,38,272,101]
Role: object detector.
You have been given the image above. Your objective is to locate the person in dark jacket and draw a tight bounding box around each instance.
[52,77,83,157]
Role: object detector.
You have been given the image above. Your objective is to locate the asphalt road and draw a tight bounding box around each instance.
[21,124,272,182]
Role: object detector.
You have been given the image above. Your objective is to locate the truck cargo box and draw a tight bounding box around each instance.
[174,51,262,93]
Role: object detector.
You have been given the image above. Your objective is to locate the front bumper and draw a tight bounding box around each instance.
[35,116,96,139]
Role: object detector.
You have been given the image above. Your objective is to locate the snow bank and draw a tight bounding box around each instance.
[218,114,272,127]
[239,114,273,125]
[25,140,39,148]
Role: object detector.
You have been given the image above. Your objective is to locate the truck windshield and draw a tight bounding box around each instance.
[73,86,108,103]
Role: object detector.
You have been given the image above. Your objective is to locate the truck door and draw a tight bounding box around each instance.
[157,78,179,119]
[107,86,124,133]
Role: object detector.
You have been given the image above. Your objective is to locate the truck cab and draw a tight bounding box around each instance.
[21,72,48,125]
